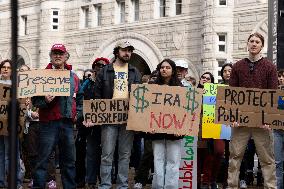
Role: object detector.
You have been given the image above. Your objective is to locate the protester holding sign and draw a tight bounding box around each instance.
[87,41,141,189]
[32,44,83,189]
[0,59,24,189]
[273,70,284,189]
[133,71,158,189]
[148,59,183,189]
[19,65,57,189]
[82,57,109,188]
[197,72,224,189]
[227,32,277,189]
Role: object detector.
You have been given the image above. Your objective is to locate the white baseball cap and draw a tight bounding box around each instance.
[175,60,188,69]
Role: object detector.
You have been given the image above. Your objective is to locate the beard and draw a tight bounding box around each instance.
[117,54,130,63]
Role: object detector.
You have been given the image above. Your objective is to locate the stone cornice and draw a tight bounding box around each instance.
[65,14,202,36]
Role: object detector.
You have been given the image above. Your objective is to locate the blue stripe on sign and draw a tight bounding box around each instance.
[203,96,216,105]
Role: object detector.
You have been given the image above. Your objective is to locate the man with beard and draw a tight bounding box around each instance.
[85,41,141,188]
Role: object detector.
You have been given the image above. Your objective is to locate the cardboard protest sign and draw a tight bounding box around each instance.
[0,101,26,136]
[215,86,284,129]
[83,99,129,125]
[17,69,70,98]
[202,83,231,140]
[127,84,202,136]
[179,136,197,189]
[0,83,11,101]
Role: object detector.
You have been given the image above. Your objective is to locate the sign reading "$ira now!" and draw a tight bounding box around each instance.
[127,84,202,136]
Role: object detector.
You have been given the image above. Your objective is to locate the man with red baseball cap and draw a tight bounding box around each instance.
[50,44,67,52]
[47,43,71,69]
[32,43,83,189]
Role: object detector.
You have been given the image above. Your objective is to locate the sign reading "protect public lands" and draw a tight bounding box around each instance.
[215,86,284,129]
[17,70,70,98]
[127,84,202,136]
[83,99,129,125]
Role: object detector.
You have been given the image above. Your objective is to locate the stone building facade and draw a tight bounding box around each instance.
[0,0,268,81]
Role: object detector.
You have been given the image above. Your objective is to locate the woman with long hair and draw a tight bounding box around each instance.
[0,59,24,189]
[197,72,214,89]
[150,59,182,189]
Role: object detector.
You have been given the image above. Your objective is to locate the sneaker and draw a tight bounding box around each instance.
[28,180,33,188]
[47,180,57,189]
[240,180,247,189]
[134,182,143,189]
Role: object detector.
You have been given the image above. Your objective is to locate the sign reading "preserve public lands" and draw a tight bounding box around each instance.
[215,86,284,129]
[17,70,70,98]
[127,84,202,136]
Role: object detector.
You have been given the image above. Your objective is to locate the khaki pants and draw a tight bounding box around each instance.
[227,127,276,189]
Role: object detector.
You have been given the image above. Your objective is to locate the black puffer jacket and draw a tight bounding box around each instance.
[94,63,141,99]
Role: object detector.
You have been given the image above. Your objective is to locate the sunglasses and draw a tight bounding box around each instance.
[95,64,105,68]
[201,75,211,81]
[52,51,65,55]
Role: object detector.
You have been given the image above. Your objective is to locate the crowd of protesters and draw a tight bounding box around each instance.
[0,32,283,189]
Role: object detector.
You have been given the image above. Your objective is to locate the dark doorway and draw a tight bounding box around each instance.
[17,55,25,68]
[129,53,151,76]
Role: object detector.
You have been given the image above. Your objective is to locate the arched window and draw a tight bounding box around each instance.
[17,55,25,68]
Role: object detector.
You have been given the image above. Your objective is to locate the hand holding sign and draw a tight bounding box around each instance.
[31,112,39,119]
[83,120,95,127]
[45,95,55,103]
[231,122,239,127]
[260,124,272,130]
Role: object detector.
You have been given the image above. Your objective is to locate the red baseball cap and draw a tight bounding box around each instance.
[92,57,110,70]
[51,44,67,53]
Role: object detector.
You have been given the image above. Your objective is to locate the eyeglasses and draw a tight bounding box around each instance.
[201,75,211,81]
[1,66,11,70]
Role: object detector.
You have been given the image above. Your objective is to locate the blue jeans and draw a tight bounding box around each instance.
[0,136,22,187]
[98,125,134,189]
[33,119,76,189]
[274,130,284,189]
[86,127,101,185]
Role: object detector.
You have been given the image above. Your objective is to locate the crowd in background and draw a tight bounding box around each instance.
[0,32,283,189]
